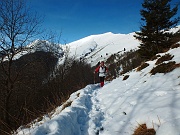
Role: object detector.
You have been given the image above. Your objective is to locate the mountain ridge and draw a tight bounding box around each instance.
[66,32,139,66]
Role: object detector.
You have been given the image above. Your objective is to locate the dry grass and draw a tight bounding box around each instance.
[155,53,174,65]
[150,55,161,61]
[123,75,129,80]
[162,48,170,53]
[77,93,80,97]
[150,56,157,61]
[133,124,156,135]
[106,75,115,81]
[150,61,180,75]
[61,101,73,111]
[136,62,149,71]
[171,43,180,49]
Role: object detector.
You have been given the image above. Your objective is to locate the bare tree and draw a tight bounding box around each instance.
[0,0,42,132]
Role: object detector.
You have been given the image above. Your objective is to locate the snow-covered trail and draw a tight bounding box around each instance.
[17,84,105,135]
[88,85,106,135]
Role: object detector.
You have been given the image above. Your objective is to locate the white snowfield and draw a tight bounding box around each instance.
[66,32,140,66]
[16,47,180,135]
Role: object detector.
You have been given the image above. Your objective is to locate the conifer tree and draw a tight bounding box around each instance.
[134,0,180,59]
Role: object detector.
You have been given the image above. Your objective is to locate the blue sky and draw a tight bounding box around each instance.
[28,0,180,43]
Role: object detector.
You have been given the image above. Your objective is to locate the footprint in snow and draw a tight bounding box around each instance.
[129,101,137,106]
[154,91,167,97]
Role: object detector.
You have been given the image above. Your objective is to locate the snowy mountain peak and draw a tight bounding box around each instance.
[66,32,139,66]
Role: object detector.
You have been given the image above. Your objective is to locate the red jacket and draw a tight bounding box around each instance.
[95,65,108,77]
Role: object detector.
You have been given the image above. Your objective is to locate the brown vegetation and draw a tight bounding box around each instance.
[133,124,156,135]
[106,49,145,78]
[61,101,73,111]
[136,62,149,71]
[155,53,174,65]
[171,43,180,49]
[150,61,180,75]
[123,75,130,80]
[150,55,161,61]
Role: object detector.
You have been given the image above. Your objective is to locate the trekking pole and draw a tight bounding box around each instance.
[94,72,96,84]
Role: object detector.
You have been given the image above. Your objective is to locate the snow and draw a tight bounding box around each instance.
[15,45,180,134]
[65,32,139,66]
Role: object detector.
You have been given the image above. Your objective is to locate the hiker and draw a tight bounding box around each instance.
[94,61,108,87]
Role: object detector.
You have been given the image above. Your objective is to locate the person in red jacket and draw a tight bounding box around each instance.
[94,61,108,87]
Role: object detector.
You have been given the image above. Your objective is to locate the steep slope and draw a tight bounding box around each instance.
[66,32,140,66]
[15,44,180,135]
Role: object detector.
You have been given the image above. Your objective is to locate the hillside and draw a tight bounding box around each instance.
[15,33,180,134]
[65,32,139,66]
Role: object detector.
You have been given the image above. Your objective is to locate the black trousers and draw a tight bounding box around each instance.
[99,76,105,82]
